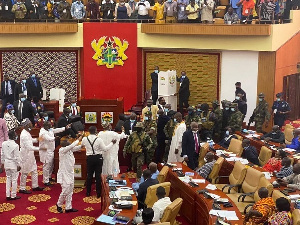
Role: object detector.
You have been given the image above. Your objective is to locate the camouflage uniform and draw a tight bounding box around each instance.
[163,119,177,161]
[143,111,157,165]
[123,123,153,178]
[251,96,270,133]
[228,110,244,131]
[200,111,214,131]
[184,113,200,130]
[211,101,223,138]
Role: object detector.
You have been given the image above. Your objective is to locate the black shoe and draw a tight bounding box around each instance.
[49,178,55,182]
[44,182,53,187]
[56,204,63,213]
[6,197,11,201]
[65,208,78,213]
[19,190,32,194]
[10,196,21,200]
[86,192,90,197]
[32,187,44,191]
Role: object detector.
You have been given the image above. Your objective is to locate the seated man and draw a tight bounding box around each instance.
[218,126,238,148]
[196,152,216,180]
[152,186,172,222]
[283,128,300,152]
[241,139,259,165]
[137,169,159,209]
[224,6,239,24]
[261,125,285,143]
[133,162,159,191]
[138,208,156,225]
[275,157,293,179]
[277,163,300,190]
[244,187,276,224]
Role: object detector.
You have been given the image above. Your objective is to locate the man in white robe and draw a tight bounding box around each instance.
[98,122,126,175]
[56,135,83,213]
[39,121,70,186]
[1,130,21,200]
[19,118,44,194]
[167,112,186,163]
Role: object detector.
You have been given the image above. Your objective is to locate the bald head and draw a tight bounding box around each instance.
[258,187,269,199]
[149,162,157,174]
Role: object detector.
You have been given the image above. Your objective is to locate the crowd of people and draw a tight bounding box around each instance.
[0,0,298,22]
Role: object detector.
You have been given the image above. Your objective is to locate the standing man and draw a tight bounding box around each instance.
[250,93,270,133]
[235,82,247,102]
[182,122,200,170]
[14,76,28,100]
[151,66,159,105]
[4,104,20,131]
[39,121,69,186]
[26,70,43,101]
[228,103,244,131]
[135,0,150,21]
[163,0,177,23]
[68,97,80,116]
[177,0,189,23]
[272,93,291,129]
[82,126,116,198]
[177,71,190,114]
[56,135,83,213]
[233,93,247,119]
[13,93,35,124]
[211,100,223,140]
[156,109,170,163]
[237,0,255,24]
[1,74,16,117]
[57,0,71,20]
[123,112,137,135]
[57,108,76,138]
[142,99,159,121]
[71,0,85,19]
[221,100,231,133]
[157,97,166,111]
[98,122,126,176]
[184,106,199,130]
[123,122,153,179]
[167,112,186,163]
[0,117,8,173]
[19,118,44,194]
[163,110,177,162]
[143,111,157,165]
[1,130,21,200]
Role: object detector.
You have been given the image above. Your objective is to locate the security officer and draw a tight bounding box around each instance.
[163,110,177,162]
[228,103,244,131]
[221,100,232,132]
[199,103,214,136]
[123,122,152,179]
[211,100,223,139]
[250,93,270,133]
[143,111,157,165]
[184,106,200,130]
[272,93,291,128]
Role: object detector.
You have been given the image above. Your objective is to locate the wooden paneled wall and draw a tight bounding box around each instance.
[257,51,276,131]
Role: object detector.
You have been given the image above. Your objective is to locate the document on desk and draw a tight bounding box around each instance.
[96,214,115,224]
[288,194,300,200]
[283,148,296,152]
[192,179,206,183]
[262,172,272,179]
[206,184,217,190]
[209,210,239,220]
[245,134,260,138]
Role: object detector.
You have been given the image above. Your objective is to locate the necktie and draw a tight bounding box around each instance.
[194,133,199,154]
[5,81,8,96]
[22,83,26,92]
[33,78,37,87]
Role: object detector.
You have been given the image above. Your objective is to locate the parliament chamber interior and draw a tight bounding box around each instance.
[0,1,299,224]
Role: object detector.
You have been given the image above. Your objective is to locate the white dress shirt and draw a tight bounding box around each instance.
[152,197,172,222]
[81,134,113,156]
[135,0,150,15]
[5,81,13,95]
[1,139,21,170]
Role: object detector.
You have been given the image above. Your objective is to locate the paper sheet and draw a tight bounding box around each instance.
[96,215,115,224]
[262,172,272,180]
[209,210,239,220]
[192,179,206,183]
[206,184,217,190]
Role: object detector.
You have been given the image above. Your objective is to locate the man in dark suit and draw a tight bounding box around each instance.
[123,112,137,135]
[177,71,190,114]
[218,126,238,148]
[13,93,35,124]
[1,74,16,117]
[14,76,28,101]
[241,139,259,165]
[57,108,77,138]
[151,66,159,105]
[235,82,247,102]
[26,71,43,101]
[138,169,159,209]
[182,122,201,170]
[156,109,170,163]
[157,97,166,111]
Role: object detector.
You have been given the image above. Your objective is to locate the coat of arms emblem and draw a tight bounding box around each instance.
[91,36,129,69]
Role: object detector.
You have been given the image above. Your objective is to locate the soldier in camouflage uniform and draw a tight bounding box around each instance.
[123,122,153,179]
[163,110,177,162]
[250,93,270,133]
[228,103,244,131]
[199,103,214,137]
[211,100,223,140]
[143,111,157,165]
[184,106,200,130]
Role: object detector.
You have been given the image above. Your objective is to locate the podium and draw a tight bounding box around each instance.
[158,70,177,110]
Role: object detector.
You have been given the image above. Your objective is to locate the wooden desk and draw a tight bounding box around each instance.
[95,174,138,225]
[163,163,243,225]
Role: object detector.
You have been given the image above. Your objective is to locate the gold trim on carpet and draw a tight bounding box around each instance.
[26,206,37,211]
[83,196,101,204]
[47,217,60,223]
[0,202,15,212]
[48,205,66,214]
[0,177,6,183]
[84,207,94,212]
[73,188,84,193]
[71,216,95,225]
[28,194,51,202]
[11,215,36,224]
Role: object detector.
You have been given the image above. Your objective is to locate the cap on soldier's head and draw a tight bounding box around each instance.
[145,111,152,116]
[276,93,282,98]
[187,106,194,111]
[135,122,144,128]
[212,100,220,106]
[230,103,238,108]
[168,110,176,117]
[235,82,241,86]
[258,93,265,98]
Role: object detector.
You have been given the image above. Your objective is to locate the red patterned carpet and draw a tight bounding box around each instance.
[0,164,101,225]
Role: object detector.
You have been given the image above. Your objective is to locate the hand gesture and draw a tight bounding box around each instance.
[184,156,189,162]
[78,134,83,142]
[112,139,117,144]
[66,124,72,129]
[175,149,179,154]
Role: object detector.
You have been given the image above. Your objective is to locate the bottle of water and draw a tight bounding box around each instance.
[113,168,118,178]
